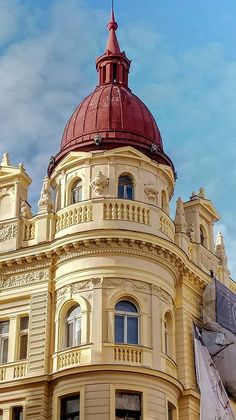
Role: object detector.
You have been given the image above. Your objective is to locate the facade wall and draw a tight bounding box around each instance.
[0,148,233,419]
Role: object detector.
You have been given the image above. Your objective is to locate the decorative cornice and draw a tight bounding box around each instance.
[0,235,208,292]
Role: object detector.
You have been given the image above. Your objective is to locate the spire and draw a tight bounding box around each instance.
[106,1,121,53]
[215,232,228,268]
[96,2,131,87]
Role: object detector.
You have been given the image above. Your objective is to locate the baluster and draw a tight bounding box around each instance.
[123,204,129,220]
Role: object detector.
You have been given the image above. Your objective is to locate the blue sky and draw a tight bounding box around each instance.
[0,0,236,275]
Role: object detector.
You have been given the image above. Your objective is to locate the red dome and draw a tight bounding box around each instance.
[61,84,163,153]
[48,9,174,175]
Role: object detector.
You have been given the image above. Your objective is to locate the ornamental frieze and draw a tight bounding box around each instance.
[151,284,172,304]
[0,269,48,289]
[0,223,17,243]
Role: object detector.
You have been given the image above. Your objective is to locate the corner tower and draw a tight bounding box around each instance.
[0,4,233,420]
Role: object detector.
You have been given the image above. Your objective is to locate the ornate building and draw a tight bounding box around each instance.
[0,7,235,420]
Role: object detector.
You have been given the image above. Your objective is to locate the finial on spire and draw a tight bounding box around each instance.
[106,0,120,53]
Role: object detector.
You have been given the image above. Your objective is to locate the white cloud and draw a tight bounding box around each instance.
[0,0,106,203]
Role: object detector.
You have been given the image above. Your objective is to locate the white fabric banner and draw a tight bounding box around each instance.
[194,325,235,420]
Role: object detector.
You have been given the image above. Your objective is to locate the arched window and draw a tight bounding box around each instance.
[65,305,81,348]
[71,179,82,204]
[118,175,134,200]
[115,300,139,345]
[164,312,172,357]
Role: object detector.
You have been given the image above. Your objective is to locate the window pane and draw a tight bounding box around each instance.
[115,315,124,343]
[19,334,28,360]
[127,317,138,344]
[61,395,80,419]
[67,306,81,319]
[1,337,8,363]
[116,393,141,410]
[115,301,137,313]
[12,407,23,420]
[20,316,29,330]
[67,322,74,347]
[126,185,133,200]
[118,185,124,199]
[116,393,141,420]
[0,321,9,334]
[75,319,81,346]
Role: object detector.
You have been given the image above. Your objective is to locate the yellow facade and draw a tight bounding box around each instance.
[0,147,235,419]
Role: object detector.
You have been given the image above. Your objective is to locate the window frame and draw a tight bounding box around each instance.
[71,179,83,205]
[0,320,9,364]
[65,305,82,349]
[18,316,29,361]
[115,391,142,420]
[115,300,139,345]
[118,174,134,200]
[60,394,80,420]
[12,406,24,420]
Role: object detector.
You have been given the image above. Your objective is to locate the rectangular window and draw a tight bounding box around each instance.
[116,392,141,420]
[168,402,176,420]
[0,321,9,364]
[19,316,29,360]
[60,395,80,420]
[12,406,23,420]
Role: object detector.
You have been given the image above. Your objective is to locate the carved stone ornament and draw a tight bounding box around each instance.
[38,176,53,212]
[0,269,48,289]
[144,183,158,202]
[0,185,15,199]
[188,223,196,243]
[1,152,10,166]
[174,197,187,234]
[200,249,217,273]
[90,171,109,195]
[151,284,172,303]
[0,223,17,242]
[20,200,32,219]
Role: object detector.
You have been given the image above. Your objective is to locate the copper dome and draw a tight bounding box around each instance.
[48,9,174,175]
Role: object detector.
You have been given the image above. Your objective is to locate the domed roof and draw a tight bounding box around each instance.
[61,84,163,153]
[48,8,174,175]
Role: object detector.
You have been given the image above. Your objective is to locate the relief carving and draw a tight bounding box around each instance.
[144,183,158,202]
[200,250,217,272]
[0,223,17,243]
[90,171,109,195]
[72,280,92,293]
[0,269,48,289]
[151,284,172,303]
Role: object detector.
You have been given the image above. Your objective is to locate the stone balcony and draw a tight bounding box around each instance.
[55,198,175,242]
[0,198,175,253]
[0,360,27,383]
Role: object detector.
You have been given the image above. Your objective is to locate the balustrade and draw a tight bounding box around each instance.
[23,221,35,240]
[58,348,81,369]
[114,345,143,364]
[104,201,150,225]
[0,361,27,382]
[56,204,92,233]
